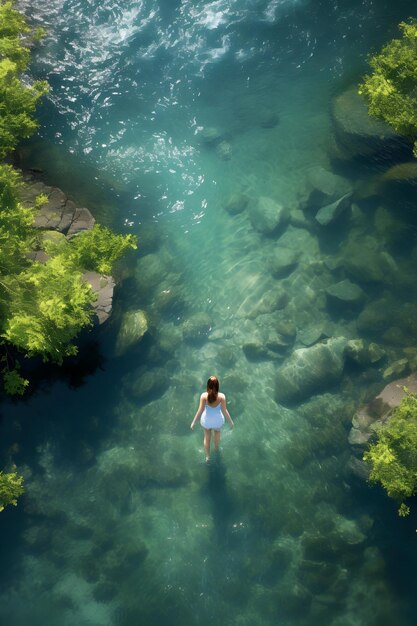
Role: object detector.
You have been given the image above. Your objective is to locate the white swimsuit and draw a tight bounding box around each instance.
[201,401,225,431]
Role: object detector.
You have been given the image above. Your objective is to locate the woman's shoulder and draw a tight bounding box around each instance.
[219,392,226,400]
[201,392,208,400]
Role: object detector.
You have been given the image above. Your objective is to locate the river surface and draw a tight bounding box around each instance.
[1,1,417,624]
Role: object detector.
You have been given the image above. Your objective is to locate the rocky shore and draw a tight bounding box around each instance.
[21,173,115,324]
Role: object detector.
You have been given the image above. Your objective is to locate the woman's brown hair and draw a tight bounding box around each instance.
[207,375,219,404]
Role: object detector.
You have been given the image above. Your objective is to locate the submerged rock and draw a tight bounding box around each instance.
[268,246,299,278]
[249,196,289,236]
[382,358,409,380]
[198,126,223,145]
[135,253,169,293]
[115,309,148,356]
[297,324,330,347]
[306,166,352,210]
[340,234,398,284]
[182,312,212,345]
[224,193,249,215]
[246,285,289,318]
[356,298,396,334]
[275,337,348,404]
[325,279,365,304]
[331,86,402,158]
[216,140,232,160]
[315,192,352,226]
[260,112,280,128]
[125,367,170,402]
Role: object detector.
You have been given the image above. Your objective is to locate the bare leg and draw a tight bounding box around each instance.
[214,430,221,452]
[203,428,212,461]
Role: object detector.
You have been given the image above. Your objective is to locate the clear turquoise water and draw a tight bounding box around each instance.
[2,0,417,624]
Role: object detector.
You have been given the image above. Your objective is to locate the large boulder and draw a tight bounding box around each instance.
[115,309,148,356]
[248,196,289,235]
[275,337,348,404]
[331,87,403,158]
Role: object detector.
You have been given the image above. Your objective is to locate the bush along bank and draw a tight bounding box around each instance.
[356,19,417,517]
[0,1,136,510]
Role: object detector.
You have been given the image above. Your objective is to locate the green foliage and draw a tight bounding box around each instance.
[68,224,137,274]
[0,1,48,158]
[0,3,137,385]
[0,167,35,280]
[364,391,417,515]
[2,255,95,363]
[0,467,24,511]
[2,366,28,394]
[359,19,417,156]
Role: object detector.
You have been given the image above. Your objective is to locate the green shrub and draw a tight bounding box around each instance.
[0,1,48,158]
[364,390,417,515]
[66,224,137,275]
[359,19,417,155]
[0,468,24,511]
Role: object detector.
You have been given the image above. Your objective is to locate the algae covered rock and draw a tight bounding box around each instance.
[275,337,348,404]
[115,309,148,356]
[249,196,289,235]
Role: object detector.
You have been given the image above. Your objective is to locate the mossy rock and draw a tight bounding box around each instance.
[332,87,401,158]
[115,309,149,356]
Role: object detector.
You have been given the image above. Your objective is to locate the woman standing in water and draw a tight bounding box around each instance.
[190,375,234,462]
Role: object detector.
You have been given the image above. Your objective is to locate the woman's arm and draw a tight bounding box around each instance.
[190,393,206,430]
[221,395,234,429]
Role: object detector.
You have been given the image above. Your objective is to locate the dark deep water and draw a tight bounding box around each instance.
[1,0,417,624]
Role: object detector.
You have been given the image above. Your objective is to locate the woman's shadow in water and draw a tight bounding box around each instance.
[202,454,234,544]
